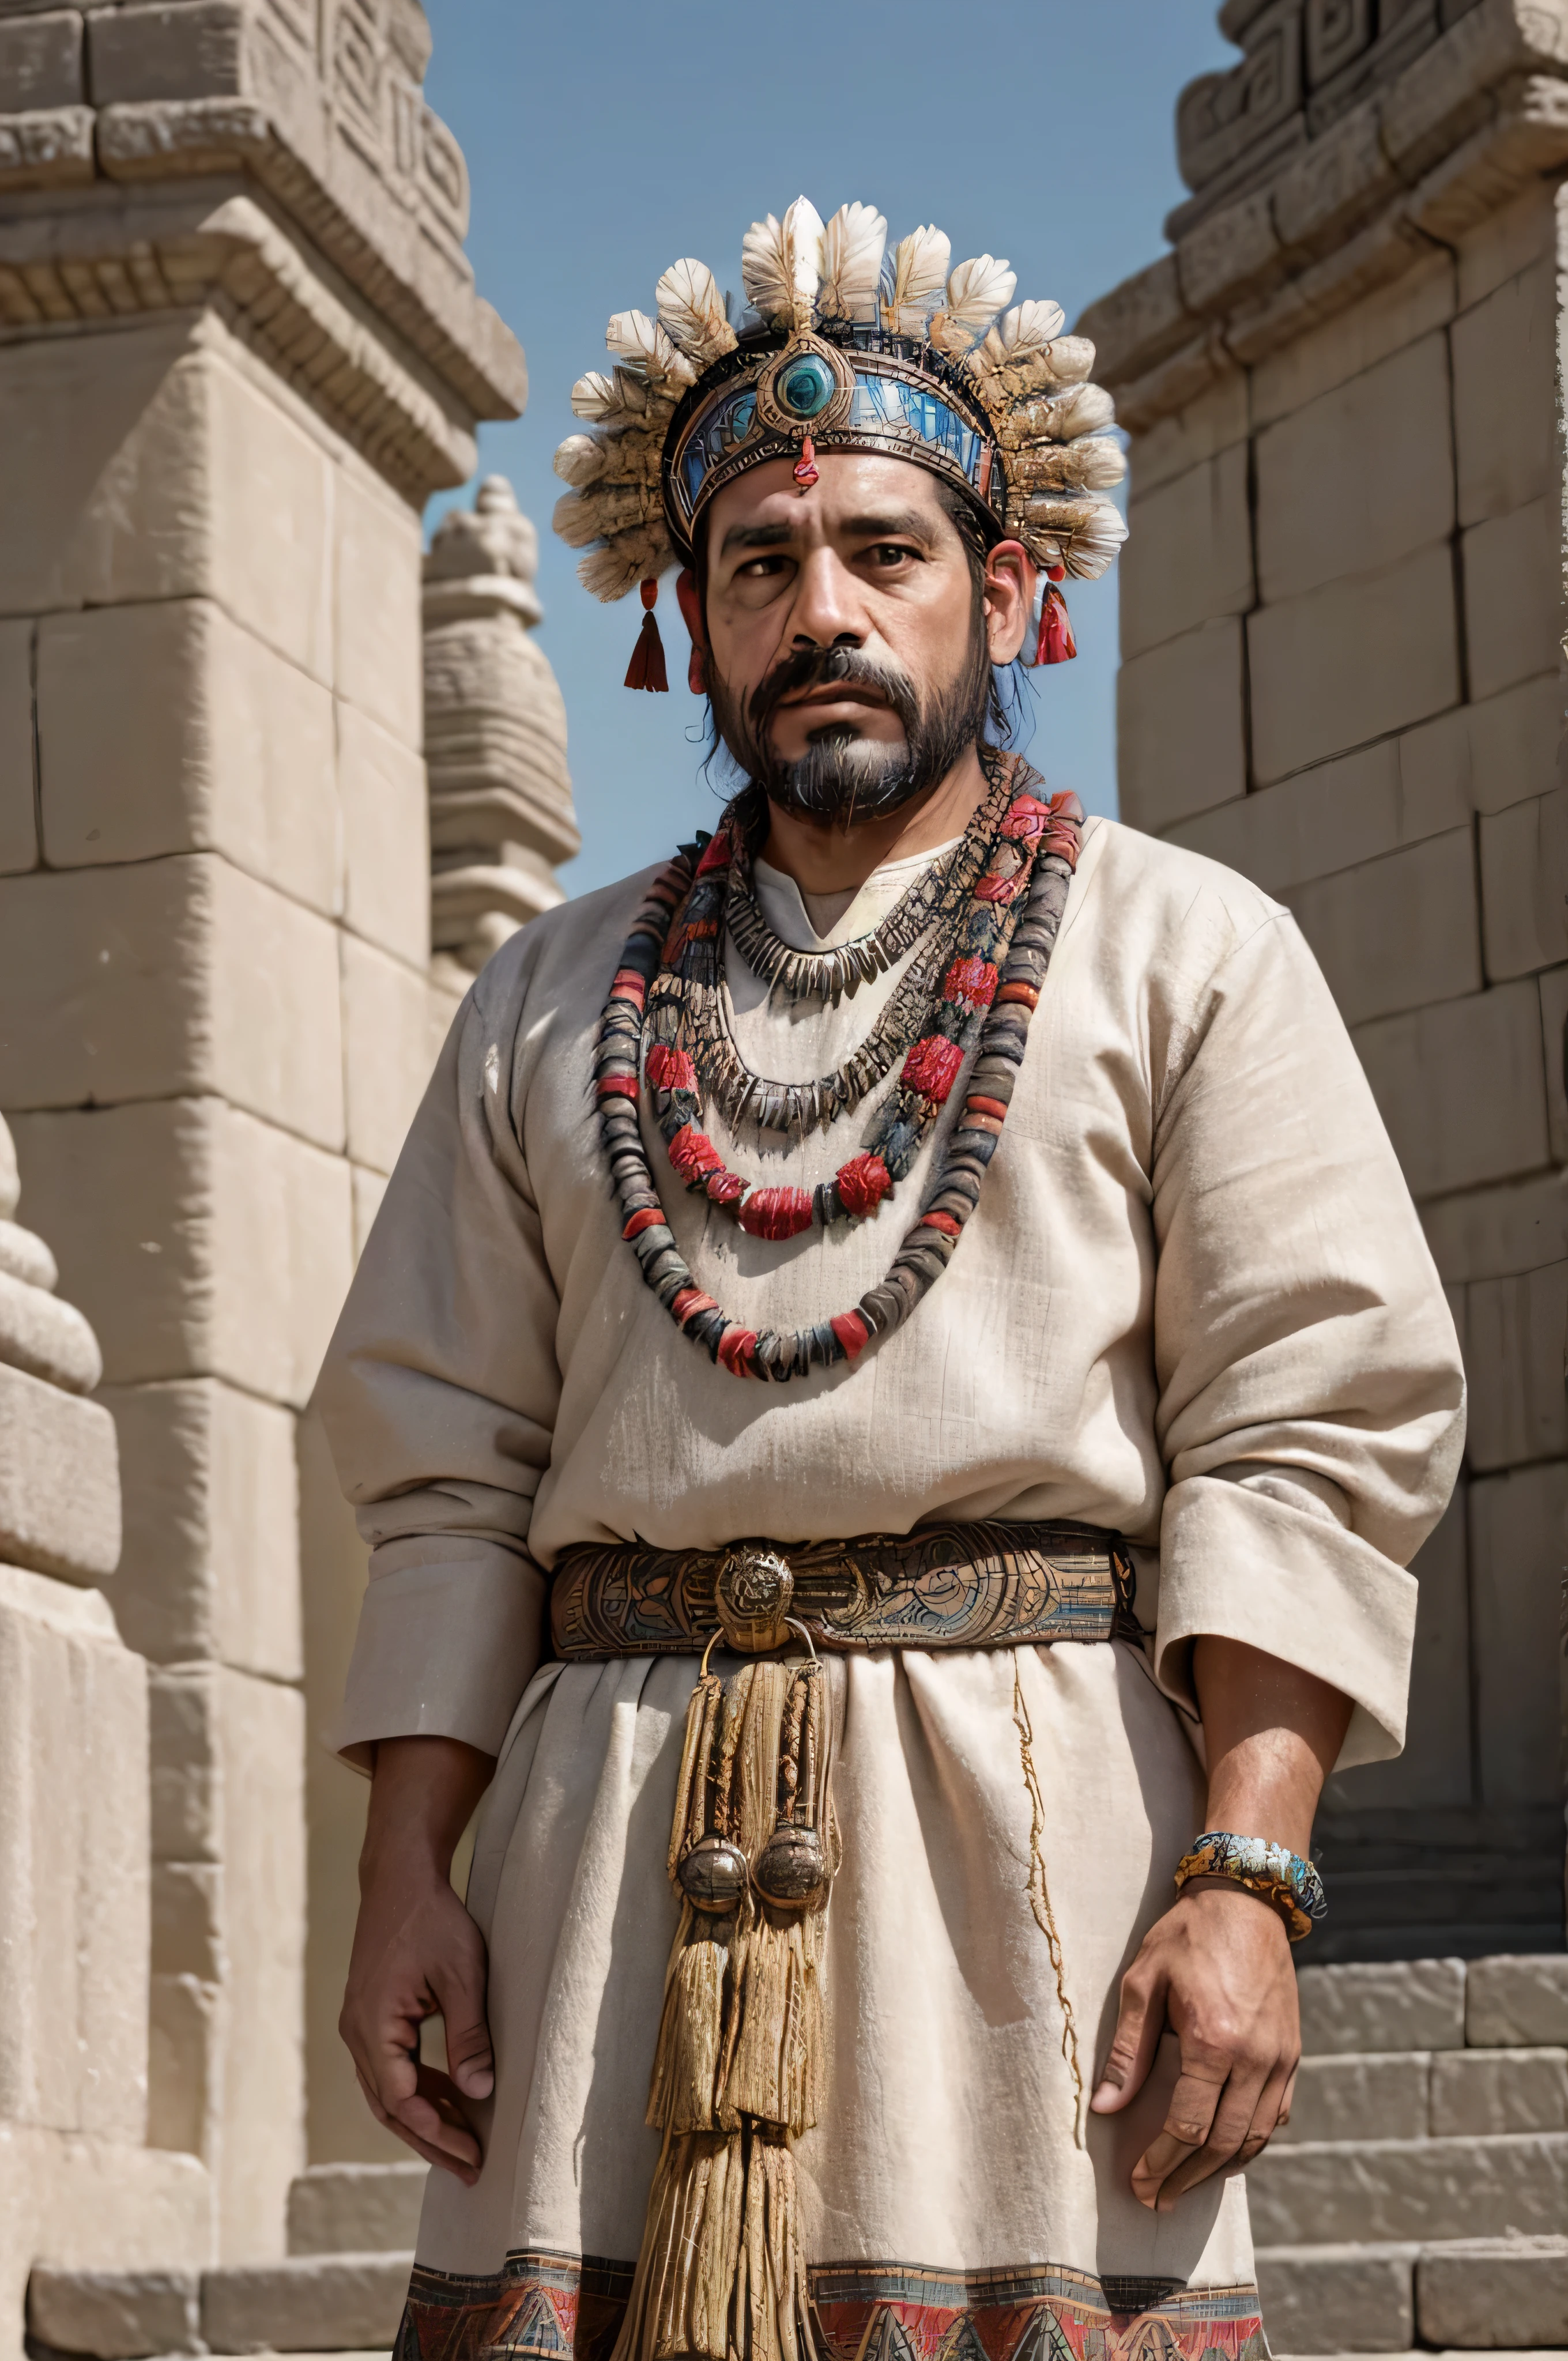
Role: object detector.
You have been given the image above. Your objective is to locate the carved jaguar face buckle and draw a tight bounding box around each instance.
[713,1545,794,1654]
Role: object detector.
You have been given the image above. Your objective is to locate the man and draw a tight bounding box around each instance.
[319,199,1463,2361]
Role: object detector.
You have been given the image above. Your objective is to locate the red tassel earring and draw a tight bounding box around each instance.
[793,434,819,491]
[1035,582,1077,666]
[625,578,669,692]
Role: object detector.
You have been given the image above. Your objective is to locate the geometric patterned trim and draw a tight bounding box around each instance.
[393,2251,1266,2361]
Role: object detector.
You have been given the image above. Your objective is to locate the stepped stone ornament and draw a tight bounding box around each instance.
[423,476,581,974]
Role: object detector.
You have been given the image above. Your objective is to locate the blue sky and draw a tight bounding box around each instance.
[420,1,1236,896]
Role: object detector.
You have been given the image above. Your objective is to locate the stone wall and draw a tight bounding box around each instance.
[1080,0,1568,1956]
[0,0,525,2268]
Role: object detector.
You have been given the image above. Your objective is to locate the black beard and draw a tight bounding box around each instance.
[706,613,994,824]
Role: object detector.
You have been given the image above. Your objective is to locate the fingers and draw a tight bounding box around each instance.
[429,1936,495,2103]
[1091,1962,1167,2114]
[355,2061,483,2183]
[1134,2044,1269,2208]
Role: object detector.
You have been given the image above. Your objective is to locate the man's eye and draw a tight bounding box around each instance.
[868,544,916,567]
[738,554,787,578]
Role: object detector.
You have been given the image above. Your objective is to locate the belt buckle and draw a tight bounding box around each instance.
[713,1544,794,1653]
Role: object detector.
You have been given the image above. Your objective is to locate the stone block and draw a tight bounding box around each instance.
[1468,1954,1568,2045]
[216,1665,306,2260]
[1296,1957,1467,2053]
[37,598,340,916]
[0,322,209,616]
[210,1105,353,1410]
[1423,1167,1568,1285]
[1120,442,1252,664]
[153,1860,224,1983]
[1431,2047,1568,2133]
[1124,369,1248,498]
[1401,671,1561,826]
[352,1164,387,1260]
[1246,2130,1568,2246]
[207,349,334,686]
[0,851,344,1145]
[1544,965,1568,1161]
[76,1613,153,2142]
[1284,828,1481,1026]
[1354,979,1550,1200]
[1277,2052,1431,2144]
[1255,2241,1415,2354]
[1463,1257,1568,1469]
[334,467,423,747]
[1170,740,1407,894]
[1325,1484,1473,1812]
[28,2265,201,2359]
[86,0,245,103]
[148,1968,219,2160]
[0,97,94,190]
[0,614,36,874]
[337,701,429,964]
[287,2163,428,2257]
[1452,256,1556,526]
[1463,499,1561,703]
[1469,1461,1568,1806]
[1249,544,1460,786]
[1459,180,1554,311]
[0,1358,119,1583]
[149,1665,219,1862]
[0,1265,100,1391]
[1417,2235,1568,2348]
[1177,183,1283,319]
[340,935,434,1178]
[1256,335,1454,604]
[1117,616,1246,832]
[0,11,82,109]
[201,2252,413,2353]
[1250,247,1455,429]
[1481,786,1568,980]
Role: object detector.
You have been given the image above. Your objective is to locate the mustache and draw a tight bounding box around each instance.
[747,643,919,741]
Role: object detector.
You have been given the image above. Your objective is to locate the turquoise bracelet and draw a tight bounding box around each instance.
[1174,1830,1327,1942]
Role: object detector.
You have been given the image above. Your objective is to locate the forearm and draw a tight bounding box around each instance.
[1192,1635,1352,1854]
[360,1735,496,1891]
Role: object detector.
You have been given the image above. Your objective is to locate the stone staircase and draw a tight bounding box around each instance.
[24,1958,1568,2360]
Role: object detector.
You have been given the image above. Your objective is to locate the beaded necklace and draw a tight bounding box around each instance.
[593,761,1082,1381]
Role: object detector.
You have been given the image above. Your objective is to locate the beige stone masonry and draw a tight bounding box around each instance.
[1283,828,1482,1027]
[0,1217,55,1293]
[1469,1460,1568,1801]
[1452,254,1558,523]
[1422,1166,1568,1284]
[1418,2236,1568,2348]
[1116,616,1247,832]
[1469,1954,1568,2043]
[1543,961,1568,1159]
[336,703,431,967]
[0,1261,100,1392]
[0,617,33,876]
[1355,979,1551,1200]
[1462,495,1562,701]
[1121,442,1253,662]
[1463,1257,1568,1468]
[36,600,339,915]
[340,936,436,1180]
[1297,1958,1469,2054]
[1430,2047,1568,2134]
[1247,544,1461,785]
[1480,784,1568,978]
[0,1361,119,1585]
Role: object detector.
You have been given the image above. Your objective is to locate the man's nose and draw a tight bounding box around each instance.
[788,548,864,649]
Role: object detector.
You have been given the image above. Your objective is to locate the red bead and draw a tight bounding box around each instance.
[830,1310,870,1359]
[646,1042,698,1093]
[717,1325,759,1376]
[667,1125,726,1184]
[922,1210,962,1238]
[835,1152,892,1219]
[995,983,1039,1009]
[737,1187,814,1242]
[695,828,733,877]
[999,794,1054,842]
[941,955,998,1013]
[901,1034,965,1102]
[596,1073,639,1100]
[964,1095,1009,1122]
[704,1169,747,1205]
[672,1287,718,1326]
[974,873,1020,905]
[621,1207,665,1240]
[609,968,648,1004]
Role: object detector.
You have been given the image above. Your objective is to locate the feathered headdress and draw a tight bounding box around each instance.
[552,197,1128,688]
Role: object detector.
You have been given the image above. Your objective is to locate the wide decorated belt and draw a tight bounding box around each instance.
[549,1518,1139,1660]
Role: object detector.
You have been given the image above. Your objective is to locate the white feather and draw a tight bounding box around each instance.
[741,212,791,325]
[782,195,826,329]
[570,371,620,423]
[940,254,1017,341]
[580,530,668,603]
[881,224,949,334]
[1045,334,1095,384]
[551,490,602,549]
[553,432,606,488]
[1063,496,1129,580]
[655,258,737,367]
[818,202,886,321]
[997,297,1065,352]
[606,310,696,390]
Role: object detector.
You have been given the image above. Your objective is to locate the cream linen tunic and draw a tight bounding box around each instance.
[318,815,1464,2361]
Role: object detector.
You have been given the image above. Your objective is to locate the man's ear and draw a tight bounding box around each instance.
[982,540,1032,667]
[675,567,707,695]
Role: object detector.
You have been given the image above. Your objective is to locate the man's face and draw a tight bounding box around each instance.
[687,451,1003,823]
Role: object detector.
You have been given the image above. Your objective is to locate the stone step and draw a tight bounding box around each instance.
[1259,2236,1568,2355]
[288,2162,429,2256]
[28,2253,414,2358]
[1276,2047,1568,2144]
[1247,2130,1568,2246]
[1294,1955,1568,2056]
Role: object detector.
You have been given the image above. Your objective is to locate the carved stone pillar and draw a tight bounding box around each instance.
[1080,0,1568,1958]
[423,475,580,982]
[0,0,525,2268]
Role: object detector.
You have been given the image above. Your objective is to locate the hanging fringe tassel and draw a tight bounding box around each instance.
[625,577,670,691]
[613,1655,835,2361]
[1034,581,1077,666]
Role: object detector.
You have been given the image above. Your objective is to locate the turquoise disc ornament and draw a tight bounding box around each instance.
[778,353,835,420]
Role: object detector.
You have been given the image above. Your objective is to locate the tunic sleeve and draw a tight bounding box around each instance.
[314,957,560,1770]
[1150,908,1465,1770]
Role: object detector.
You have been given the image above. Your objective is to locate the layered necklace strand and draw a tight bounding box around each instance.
[593,758,1083,1380]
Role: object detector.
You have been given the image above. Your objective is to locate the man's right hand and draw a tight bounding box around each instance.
[339,1734,497,2183]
